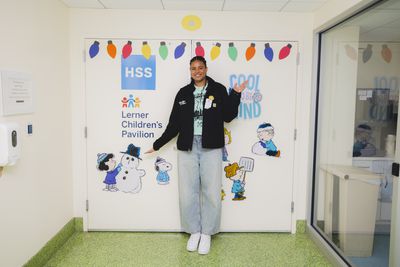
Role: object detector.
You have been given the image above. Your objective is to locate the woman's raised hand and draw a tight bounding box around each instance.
[233,80,249,93]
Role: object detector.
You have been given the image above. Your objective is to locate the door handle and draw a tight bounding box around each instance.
[392,162,399,177]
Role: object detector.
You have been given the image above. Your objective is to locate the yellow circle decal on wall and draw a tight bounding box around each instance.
[181,15,202,31]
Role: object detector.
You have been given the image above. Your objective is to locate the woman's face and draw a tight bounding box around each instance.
[190,60,207,84]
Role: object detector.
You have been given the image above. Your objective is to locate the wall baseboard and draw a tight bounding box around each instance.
[296,220,306,234]
[24,217,83,267]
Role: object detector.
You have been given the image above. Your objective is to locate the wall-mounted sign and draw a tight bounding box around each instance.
[121,55,156,90]
[0,71,34,116]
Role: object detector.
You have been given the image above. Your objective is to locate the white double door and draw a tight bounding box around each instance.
[85,39,298,232]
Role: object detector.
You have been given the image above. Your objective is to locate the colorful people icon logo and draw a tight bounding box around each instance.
[128,94,135,108]
[121,97,128,108]
[134,97,141,108]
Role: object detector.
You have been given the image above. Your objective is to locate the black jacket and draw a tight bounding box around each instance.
[153,76,241,151]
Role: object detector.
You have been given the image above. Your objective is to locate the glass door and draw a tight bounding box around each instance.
[312,0,400,266]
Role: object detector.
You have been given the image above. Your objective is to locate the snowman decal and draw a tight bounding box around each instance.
[154,157,172,185]
[116,144,146,193]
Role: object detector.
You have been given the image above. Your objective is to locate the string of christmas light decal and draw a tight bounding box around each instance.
[279,44,292,60]
[245,43,256,61]
[195,42,205,57]
[88,40,298,62]
[122,41,132,59]
[358,44,394,64]
[228,42,238,61]
[89,41,100,58]
[107,40,117,59]
[381,44,392,63]
[264,43,274,62]
[159,41,168,60]
[174,42,186,59]
[210,42,221,61]
[141,41,151,60]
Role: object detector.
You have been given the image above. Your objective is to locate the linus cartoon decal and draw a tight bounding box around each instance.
[97,153,122,192]
[115,144,146,193]
[251,122,280,157]
[154,156,172,185]
[224,157,254,201]
[223,127,232,162]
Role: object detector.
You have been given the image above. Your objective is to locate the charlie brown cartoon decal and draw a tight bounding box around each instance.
[224,157,254,201]
[97,153,122,192]
[154,156,172,185]
[251,122,281,157]
[97,144,146,194]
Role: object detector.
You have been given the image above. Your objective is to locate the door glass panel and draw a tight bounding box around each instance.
[313,0,400,266]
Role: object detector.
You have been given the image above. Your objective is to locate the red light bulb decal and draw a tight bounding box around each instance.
[195,42,205,57]
[279,44,292,60]
[122,41,132,59]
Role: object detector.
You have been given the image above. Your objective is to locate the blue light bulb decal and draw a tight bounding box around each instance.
[264,43,274,62]
[174,42,186,59]
[89,41,100,58]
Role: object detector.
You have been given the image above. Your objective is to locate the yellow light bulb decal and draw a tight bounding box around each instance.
[210,42,221,61]
[141,41,151,60]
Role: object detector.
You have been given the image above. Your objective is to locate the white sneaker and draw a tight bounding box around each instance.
[198,234,211,255]
[186,232,201,252]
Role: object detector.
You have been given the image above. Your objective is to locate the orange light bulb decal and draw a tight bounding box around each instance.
[245,43,256,61]
[107,40,117,59]
[381,44,392,63]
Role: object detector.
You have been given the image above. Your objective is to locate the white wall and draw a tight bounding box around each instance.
[0,1,72,266]
[70,9,314,232]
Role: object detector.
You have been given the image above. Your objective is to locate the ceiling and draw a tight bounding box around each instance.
[60,0,400,41]
[60,0,328,12]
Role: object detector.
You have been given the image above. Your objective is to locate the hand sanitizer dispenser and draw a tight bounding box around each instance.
[0,123,20,166]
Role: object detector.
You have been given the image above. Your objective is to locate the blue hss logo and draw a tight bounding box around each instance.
[121,55,156,90]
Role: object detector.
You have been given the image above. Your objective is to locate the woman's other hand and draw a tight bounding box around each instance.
[145,148,155,154]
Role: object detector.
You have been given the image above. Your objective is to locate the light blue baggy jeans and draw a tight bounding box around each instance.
[177,135,222,235]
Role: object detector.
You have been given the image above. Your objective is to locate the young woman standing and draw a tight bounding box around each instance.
[146,56,247,254]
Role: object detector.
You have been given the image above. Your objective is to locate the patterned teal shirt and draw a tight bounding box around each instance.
[193,83,208,136]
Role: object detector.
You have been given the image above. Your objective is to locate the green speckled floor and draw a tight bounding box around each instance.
[44,232,331,267]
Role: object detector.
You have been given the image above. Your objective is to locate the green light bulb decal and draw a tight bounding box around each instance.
[159,41,168,60]
[228,42,238,61]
